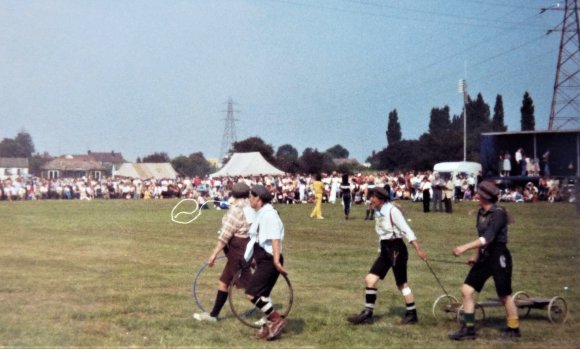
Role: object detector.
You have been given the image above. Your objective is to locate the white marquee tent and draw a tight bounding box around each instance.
[210,152,284,177]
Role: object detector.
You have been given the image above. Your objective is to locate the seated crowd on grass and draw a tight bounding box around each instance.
[0,171,571,203]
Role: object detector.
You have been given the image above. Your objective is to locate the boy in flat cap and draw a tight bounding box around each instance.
[449,181,520,340]
[194,182,255,322]
[243,185,288,340]
[348,186,428,325]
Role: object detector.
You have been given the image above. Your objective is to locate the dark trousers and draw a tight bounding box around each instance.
[343,194,351,216]
[444,197,452,213]
[422,189,430,212]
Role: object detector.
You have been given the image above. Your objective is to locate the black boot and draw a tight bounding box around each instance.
[401,310,418,324]
[347,309,374,325]
[500,327,521,339]
[448,325,477,340]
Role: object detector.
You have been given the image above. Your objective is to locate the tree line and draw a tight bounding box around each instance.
[1,90,536,177]
[368,91,536,171]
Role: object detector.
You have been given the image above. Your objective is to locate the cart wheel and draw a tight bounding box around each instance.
[432,294,460,321]
[456,304,485,325]
[513,291,531,319]
[547,296,568,324]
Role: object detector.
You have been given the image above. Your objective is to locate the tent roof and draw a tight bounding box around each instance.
[114,163,177,179]
[210,152,284,177]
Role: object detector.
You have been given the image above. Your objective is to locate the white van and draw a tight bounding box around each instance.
[433,161,482,180]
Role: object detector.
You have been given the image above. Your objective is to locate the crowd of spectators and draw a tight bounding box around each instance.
[1,171,573,204]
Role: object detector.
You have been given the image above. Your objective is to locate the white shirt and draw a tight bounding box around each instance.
[244,204,284,261]
[374,203,417,242]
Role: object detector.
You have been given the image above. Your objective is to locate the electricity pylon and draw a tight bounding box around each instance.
[545,0,580,130]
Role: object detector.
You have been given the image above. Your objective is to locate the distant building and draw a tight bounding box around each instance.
[0,158,29,179]
[40,151,125,179]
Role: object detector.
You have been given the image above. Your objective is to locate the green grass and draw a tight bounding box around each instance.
[0,199,578,348]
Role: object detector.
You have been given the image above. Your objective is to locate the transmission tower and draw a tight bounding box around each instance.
[219,97,239,162]
[545,0,580,130]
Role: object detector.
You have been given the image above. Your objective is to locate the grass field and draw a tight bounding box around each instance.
[0,199,578,348]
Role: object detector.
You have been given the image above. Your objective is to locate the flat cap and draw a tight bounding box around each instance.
[371,187,389,201]
[477,181,499,202]
[250,184,273,203]
[231,182,250,198]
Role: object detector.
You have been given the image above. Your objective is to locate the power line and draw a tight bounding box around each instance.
[265,0,550,30]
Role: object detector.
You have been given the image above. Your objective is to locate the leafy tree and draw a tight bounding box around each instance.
[0,131,35,158]
[418,106,463,167]
[299,148,335,174]
[275,144,300,173]
[14,131,35,157]
[276,144,298,160]
[463,93,493,162]
[428,106,451,135]
[231,136,275,164]
[368,140,421,171]
[386,109,402,146]
[325,144,349,159]
[492,94,507,132]
[171,152,211,177]
[520,91,535,131]
[0,139,23,157]
[142,152,170,163]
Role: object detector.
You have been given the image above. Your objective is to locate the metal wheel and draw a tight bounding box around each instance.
[456,304,486,325]
[547,296,568,324]
[228,267,294,328]
[513,291,531,319]
[432,294,460,321]
[192,255,226,313]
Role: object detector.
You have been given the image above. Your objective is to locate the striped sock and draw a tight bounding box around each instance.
[406,302,416,313]
[365,288,377,311]
[252,296,274,317]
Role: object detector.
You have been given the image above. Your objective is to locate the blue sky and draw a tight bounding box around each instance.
[0,0,563,163]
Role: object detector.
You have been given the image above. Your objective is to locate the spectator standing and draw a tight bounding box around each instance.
[443,176,454,213]
[309,174,324,219]
[420,176,431,212]
[340,174,352,220]
[432,172,444,212]
[503,152,512,177]
[542,150,550,177]
[515,148,524,175]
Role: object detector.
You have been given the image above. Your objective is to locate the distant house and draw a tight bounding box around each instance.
[41,155,107,179]
[40,151,125,179]
[0,158,29,179]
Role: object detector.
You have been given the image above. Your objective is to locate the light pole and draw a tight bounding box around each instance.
[458,79,467,161]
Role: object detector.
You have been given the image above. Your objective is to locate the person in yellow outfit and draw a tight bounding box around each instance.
[309,173,324,219]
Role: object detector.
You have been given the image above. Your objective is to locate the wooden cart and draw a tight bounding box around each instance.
[432,291,569,325]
